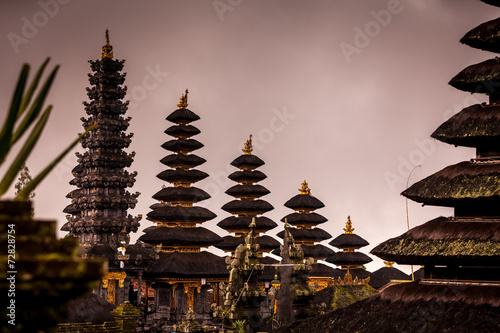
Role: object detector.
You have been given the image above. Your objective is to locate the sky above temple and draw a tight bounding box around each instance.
[1,0,497,273]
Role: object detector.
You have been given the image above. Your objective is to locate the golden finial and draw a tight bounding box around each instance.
[384,261,394,268]
[249,217,256,228]
[299,180,311,195]
[101,29,113,59]
[242,135,253,155]
[177,89,189,109]
[343,216,354,234]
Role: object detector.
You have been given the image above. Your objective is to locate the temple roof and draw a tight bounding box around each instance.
[146,205,216,223]
[369,265,411,289]
[308,263,344,278]
[214,235,280,252]
[284,194,325,211]
[448,57,500,95]
[164,124,200,138]
[138,226,222,247]
[221,199,274,216]
[160,154,206,169]
[217,216,277,232]
[371,216,500,265]
[166,108,200,124]
[161,138,204,154]
[481,0,500,8]
[225,184,270,199]
[152,186,211,203]
[401,161,500,206]
[431,103,500,148]
[460,17,500,53]
[62,293,115,324]
[324,251,373,266]
[272,244,335,259]
[281,212,328,226]
[228,170,267,183]
[231,154,265,170]
[145,251,227,278]
[329,233,370,249]
[156,169,209,184]
[276,227,332,242]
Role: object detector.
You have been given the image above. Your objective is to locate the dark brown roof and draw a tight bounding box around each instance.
[145,251,227,278]
[230,154,265,170]
[272,244,335,259]
[160,153,206,168]
[61,222,71,232]
[276,228,332,242]
[228,170,267,183]
[281,212,328,226]
[161,138,204,154]
[225,184,270,199]
[277,281,500,333]
[165,124,200,138]
[156,169,209,184]
[329,233,369,249]
[166,108,200,124]
[152,186,211,203]
[63,293,115,324]
[448,57,500,95]
[214,235,280,252]
[138,226,222,247]
[369,267,411,289]
[325,251,373,266]
[284,194,325,211]
[309,263,343,278]
[217,216,277,232]
[221,199,274,215]
[146,205,216,223]
[481,0,500,8]
[62,204,79,214]
[371,216,500,265]
[402,161,500,206]
[431,103,500,147]
[460,17,500,53]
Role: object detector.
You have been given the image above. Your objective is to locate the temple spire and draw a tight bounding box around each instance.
[177,89,189,109]
[242,134,253,155]
[298,180,310,195]
[101,29,113,59]
[343,216,354,234]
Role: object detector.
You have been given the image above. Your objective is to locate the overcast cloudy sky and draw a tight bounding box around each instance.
[1,0,497,273]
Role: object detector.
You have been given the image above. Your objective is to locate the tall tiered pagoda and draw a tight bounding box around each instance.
[214,136,280,280]
[325,216,372,281]
[138,90,226,325]
[62,30,141,257]
[273,180,338,290]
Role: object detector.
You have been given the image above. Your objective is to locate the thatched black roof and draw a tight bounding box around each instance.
[448,57,500,95]
[230,154,265,170]
[284,194,325,211]
[260,256,279,281]
[146,205,216,223]
[309,263,343,278]
[371,216,500,265]
[156,169,209,184]
[325,252,373,266]
[221,199,274,215]
[60,222,71,232]
[401,161,500,206]
[152,186,211,203]
[311,283,378,313]
[63,293,115,324]
[369,267,411,289]
[138,226,222,247]
[272,244,335,259]
[160,153,206,168]
[62,204,79,214]
[164,124,200,138]
[214,235,280,252]
[460,17,500,53]
[217,216,277,232]
[277,281,500,333]
[166,108,200,124]
[329,233,369,249]
[431,103,500,148]
[481,0,500,8]
[88,244,115,259]
[161,138,204,154]
[225,184,270,199]
[145,251,227,278]
[228,170,267,183]
[281,212,328,226]
[276,228,331,242]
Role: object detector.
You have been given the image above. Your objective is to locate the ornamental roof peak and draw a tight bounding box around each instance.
[242,134,253,155]
[177,89,189,109]
[101,29,113,59]
[343,216,355,234]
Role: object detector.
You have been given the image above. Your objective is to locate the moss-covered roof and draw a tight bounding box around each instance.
[313,284,378,311]
[402,160,500,206]
[431,103,500,148]
[460,17,500,53]
[448,57,500,95]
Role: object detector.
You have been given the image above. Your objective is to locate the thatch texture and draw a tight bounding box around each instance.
[284,194,325,211]
[276,227,332,242]
[460,17,500,53]
[371,217,500,265]
[231,154,265,169]
[63,293,115,324]
[145,251,227,278]
[156,169,209,184]
[160,153,206,168]
[138,226,222,246]
[161,138,204,153]
[431,103,500,147]
[152,186,210,203]
[166,108,200,124]
[146,205,216,223]
[402,161,500,206]
[277,282,500,333]
[164,124,200,138]
[272,244,335,259]
[217,216,277,232]
[329,233,369,249]
[370,266,412,289]
[312,284,378,312]
[214,234,280,252]
[308,263,343,278]
[325,251,373,266]
[225,184,270,198]
[281,212,328,226]
[221,199,274,215]
[228,169,267,183]
[448,57,500,95]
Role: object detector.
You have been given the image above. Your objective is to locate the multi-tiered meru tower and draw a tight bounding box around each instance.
[139,91,226,324]
[63,30,141,255]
